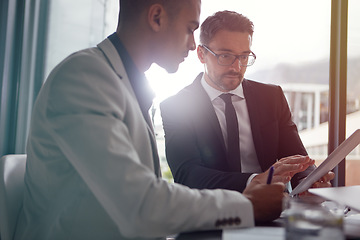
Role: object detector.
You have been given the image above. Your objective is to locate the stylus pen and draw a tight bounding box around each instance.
[267,166,274,184]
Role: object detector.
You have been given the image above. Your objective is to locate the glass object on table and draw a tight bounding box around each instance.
[283,196,344,240]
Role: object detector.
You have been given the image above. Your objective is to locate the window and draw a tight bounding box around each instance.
[44,0,118,79]
[346,0,360,186]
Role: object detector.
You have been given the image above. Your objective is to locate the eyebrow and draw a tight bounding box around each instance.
[216,48,252,54]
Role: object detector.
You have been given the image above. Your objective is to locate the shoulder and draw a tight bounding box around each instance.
[160,89,190,116]
[161,74,203,108]
[243,78,282,92]
[42,46,131,117]
[47,47,121,95]
[243,79,285,99]
[45,47,113,92]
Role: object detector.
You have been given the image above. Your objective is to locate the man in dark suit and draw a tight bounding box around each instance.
[160,10,334,193]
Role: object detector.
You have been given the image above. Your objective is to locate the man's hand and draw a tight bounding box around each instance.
[298,171,335,197]
[252,155,315,184]
[243,181,286,223]
[311,171,335,188]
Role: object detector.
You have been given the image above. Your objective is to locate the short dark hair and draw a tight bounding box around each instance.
[119,0,187,24]
[200,10,254,46]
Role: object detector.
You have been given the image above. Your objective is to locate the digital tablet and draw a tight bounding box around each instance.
[290,129,360,196]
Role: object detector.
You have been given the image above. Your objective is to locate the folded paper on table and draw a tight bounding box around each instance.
[309,186,360,238]
[308,186,360,212]
[223,227,284,240]
[291,129,360,196]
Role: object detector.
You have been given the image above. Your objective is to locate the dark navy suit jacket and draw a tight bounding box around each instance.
[160,73,315,192]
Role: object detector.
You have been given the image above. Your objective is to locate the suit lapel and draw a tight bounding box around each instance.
[146,123,161,177]
[97,39,161,177]
[243,79,267,171]
[187,73,227,160]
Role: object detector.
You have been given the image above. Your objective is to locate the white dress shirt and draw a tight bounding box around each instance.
[201,76,262,177]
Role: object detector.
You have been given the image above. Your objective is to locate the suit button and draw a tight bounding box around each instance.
[223,219,229,226]
[215,220,221,227]
[215,219,227,227]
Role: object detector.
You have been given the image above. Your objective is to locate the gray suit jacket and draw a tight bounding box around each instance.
[15,39,254,240]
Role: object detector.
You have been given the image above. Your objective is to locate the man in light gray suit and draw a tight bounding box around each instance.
[15,1,287,240]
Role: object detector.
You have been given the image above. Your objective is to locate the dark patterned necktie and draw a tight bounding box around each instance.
[219,94,241,172]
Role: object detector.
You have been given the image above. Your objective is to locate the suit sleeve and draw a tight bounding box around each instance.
[160,96,252,193]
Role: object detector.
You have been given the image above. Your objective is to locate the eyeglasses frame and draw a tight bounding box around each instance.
[201,45,256,67]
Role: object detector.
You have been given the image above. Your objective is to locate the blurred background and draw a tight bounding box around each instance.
[1,0,359,185]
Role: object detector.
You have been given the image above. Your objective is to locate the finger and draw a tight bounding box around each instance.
[321,171,335,182]
[277,155,313,165]
[312,180,332,188]
[274,163,307,176]
[274,161,314,175]
[298,190,313,197]
[271,175,291,184]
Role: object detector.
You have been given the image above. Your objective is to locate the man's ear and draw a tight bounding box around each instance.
[197,46,206,64]
[148,4,167,32]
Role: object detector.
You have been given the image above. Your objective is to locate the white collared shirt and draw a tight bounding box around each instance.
[201,75,262,176]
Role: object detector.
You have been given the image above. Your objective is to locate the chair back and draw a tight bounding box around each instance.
[0,154,26,240]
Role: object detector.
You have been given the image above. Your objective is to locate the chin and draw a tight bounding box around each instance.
[222,80,242,91]
[157,57,182,73]
[164,64,180,74]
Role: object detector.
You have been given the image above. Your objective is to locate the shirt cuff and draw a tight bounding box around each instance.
[246,173,258,186]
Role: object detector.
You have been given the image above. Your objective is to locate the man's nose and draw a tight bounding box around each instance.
[230,57,243,71]
[188,36,196,51]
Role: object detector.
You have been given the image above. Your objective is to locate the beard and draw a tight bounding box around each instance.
[218,71,244,91]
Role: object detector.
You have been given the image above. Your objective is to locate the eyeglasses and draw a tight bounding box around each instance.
[201,45,256,67]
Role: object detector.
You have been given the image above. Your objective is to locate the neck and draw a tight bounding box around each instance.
[116,29,153,73]
[204,73,228,92]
